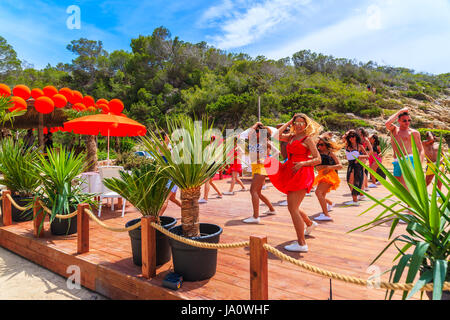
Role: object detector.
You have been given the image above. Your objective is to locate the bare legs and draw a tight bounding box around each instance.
[229,171,245,192]
[287,189,313,246]
[158,191,181,216]
[203,178,223,200]
[250,174,274,218]
[315,182,332,217]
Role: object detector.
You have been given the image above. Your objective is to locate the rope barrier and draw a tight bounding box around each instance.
[263,243,450,292]
[5,193,33,211]
[150,222,250,249]
[38,200,78,219]
[84,208,141,232]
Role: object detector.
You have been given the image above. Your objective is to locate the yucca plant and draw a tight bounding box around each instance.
[0,138,40,197]
[350,136,449,300]
[378,135,391,157]
[140,115,234,237]
[102,162,173,221]
[30,147,96,233]
[0,95,26,126]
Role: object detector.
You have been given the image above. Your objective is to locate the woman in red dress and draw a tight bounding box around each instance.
[223,137,246,194]
[265,113,322,252]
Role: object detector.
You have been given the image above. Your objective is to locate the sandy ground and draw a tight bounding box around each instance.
[0,247,107,300]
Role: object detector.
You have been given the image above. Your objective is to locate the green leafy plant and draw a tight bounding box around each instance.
[378,136,392,157]
[140,115,233,237]
[0,138,41,197]
[350,136,449,300]
[0,95,26,126]
[30,147,96,232]
[102,162,173,220]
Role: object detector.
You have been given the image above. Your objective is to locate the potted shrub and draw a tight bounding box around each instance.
[102,163,177,266]
[0,138,41,221]
[31,147,96,235]
[140,115,233,281]
[350,136,449,300]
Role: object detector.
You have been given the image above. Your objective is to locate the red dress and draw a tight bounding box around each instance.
[264,137,315,194]
[225,149,242,174]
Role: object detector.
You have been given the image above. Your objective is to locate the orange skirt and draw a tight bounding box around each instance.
[313,169,340,192]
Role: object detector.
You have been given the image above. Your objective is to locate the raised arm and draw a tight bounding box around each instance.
[273,118,293,142]
[385,107,408,133]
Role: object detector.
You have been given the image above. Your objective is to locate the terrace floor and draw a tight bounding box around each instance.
[0,171,422,300]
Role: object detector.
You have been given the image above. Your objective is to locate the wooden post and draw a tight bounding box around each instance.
[33,197,45,238]
[77,203,90,254]
[2,190,12,226]
[141,216,156,279]
[250,235,268,300]
[38,113,44,148]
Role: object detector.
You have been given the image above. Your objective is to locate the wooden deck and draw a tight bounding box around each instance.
[0,172,421,300]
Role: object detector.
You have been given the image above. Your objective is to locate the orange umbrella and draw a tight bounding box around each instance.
[63,113,147,161]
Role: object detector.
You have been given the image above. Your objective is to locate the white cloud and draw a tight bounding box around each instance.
[206,0,312,49]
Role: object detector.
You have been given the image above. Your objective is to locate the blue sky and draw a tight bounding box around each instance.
[1,0,449,74]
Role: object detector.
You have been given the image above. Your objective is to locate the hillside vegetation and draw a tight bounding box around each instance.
[1,27,449,135]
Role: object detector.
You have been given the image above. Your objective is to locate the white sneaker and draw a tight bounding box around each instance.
[216,194,223,198]
[327,203,335,212]
[314,213,333,221]
[368,183,378,188]
[306,192,312,197]
[222,191,234,195]
[344,200,360,206]
[240,188,247,192]
[262,209,276,215]
[262,185,267,190]
[358,195,367,201]
[279,200,288,206]
[305,221,318,235]
[284,241,308,252]
[376,181,381,185]
[243,216,260,224]
[198,198,208,203]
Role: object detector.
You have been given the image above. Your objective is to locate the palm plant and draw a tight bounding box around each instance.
[102,162,173,221]
[140,115,234,237]
[378,135,391,157]
[350,136,449,300]
[30,147,96,232]
[0,138,40,197]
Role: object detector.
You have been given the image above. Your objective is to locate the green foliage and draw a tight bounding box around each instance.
[0,95,26,126]
[350,137,449,300]
[103,162,172,218]
[318,112,373,131]
[114,151,154,170]
[0,138,41,196]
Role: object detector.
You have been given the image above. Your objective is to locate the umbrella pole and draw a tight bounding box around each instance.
[107,128,110,164]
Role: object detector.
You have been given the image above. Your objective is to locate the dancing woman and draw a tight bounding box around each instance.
[368,134,383,187]
[264,114,322,252]
[344,130,368,206]
[313,135,343,221]
[242,122,276,223]
[223,137,246,195]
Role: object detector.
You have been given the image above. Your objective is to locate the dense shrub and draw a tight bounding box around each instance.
[115,151,154,170]
[359,106,382,118]
[318,112,373,132]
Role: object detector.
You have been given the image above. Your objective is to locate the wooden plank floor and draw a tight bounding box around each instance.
[0,171,423,300]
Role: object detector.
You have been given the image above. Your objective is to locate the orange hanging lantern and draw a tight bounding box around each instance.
[31,88,44,99]
[108,99,124,114]
[8,96,27,112]
[12,85,31,100]
[51,94,68,108]
[0,83,11,97]
[82,95,95,107]
[43,85,58,97]
[35,96,55,114]
[70,90,83,104]
[73,102,86,112]
[96,98,108,106]
[58,88,73,102]
[87,106,97,112]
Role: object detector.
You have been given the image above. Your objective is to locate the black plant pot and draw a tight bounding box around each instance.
[50,210,78,236]
[426,290,450,300]
[11,196,34,222]
[168,223,223,281]
[126,216,177,266]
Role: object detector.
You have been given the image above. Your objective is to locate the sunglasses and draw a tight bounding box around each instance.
[401,119,412,123]
[348,135,356,138]
[293,121,306,126]
[317,143,325,147]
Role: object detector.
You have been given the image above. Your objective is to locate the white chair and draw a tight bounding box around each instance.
[98,166,127,217]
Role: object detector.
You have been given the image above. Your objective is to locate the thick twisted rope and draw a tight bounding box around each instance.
[84,208,141,232]
[263,243,450,292]
[5,193,33,211]
[38,200,78,219]
[151,222,249,249]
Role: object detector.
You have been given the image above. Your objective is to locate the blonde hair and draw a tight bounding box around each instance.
[290,113,323,137]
